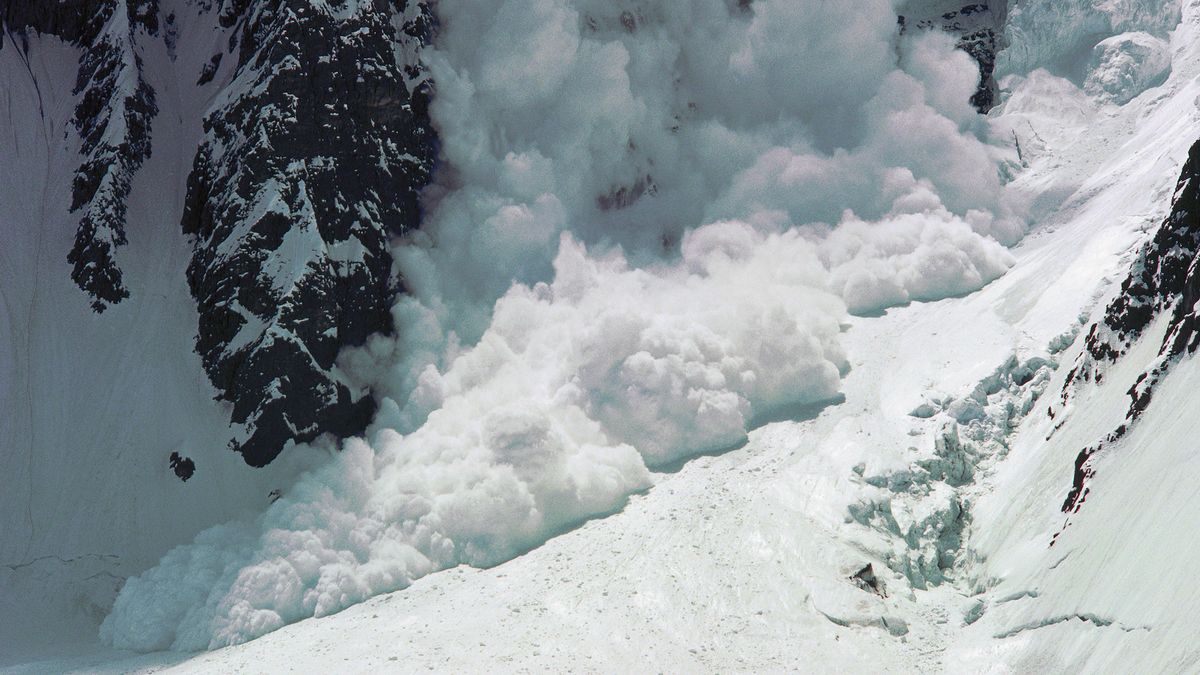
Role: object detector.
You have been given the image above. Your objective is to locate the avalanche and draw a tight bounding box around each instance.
[5,0,1200,672]
[96,0,1024,653]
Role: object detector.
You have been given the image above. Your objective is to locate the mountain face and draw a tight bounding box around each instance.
[181,0,435,466]
[2,0,435,468]
[1060,137,1200,516]
[0,1,1008,472]
[3,0,159,312]
[12,0,1200,669]
[0,4,1015,652]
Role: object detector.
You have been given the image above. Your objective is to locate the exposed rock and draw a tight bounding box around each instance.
[182,0,436,466]
[1086,140,1200,363]
[3,0,159,312]
[6,0,438,467]
[1058,138,1200,519]
[899,1,1008,112]
[168,452,196,482]
[851,563,886,597]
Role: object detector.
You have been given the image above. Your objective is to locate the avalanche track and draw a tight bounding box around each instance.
[8,0,1200,672]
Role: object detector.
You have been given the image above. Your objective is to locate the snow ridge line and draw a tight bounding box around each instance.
[992,613,1152,639]
[0,552,119,572]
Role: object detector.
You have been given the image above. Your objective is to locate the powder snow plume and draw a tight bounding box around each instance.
[102,0,1020,651]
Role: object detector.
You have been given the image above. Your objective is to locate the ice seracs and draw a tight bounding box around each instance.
[1084,31,1172,104]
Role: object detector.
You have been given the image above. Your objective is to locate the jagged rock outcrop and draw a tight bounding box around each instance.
[2,0,159,312]
[4,0,436,467]
[1059,138,1200,515]
[1086,139,1200,364]
[898,2,1008,113]
[182,0,435,466]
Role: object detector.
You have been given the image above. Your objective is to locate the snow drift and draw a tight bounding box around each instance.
[101,0,1022,651]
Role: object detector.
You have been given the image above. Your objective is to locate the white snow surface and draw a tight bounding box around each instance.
[7,0,1200,672]
[998,0,1181,80]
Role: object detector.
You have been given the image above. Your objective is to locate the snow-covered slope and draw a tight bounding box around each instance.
[0,23,283,658]
[6,0,1200,672]
[0,12,304,662]
[0,0,432,661]
[73,0,1048,658]
[10,31,1194,663]
[949,5,1200,667]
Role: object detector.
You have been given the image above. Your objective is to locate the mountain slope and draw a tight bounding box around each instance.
[0,0,433,660]
[6,0,1200,672]
[950,7,1200,666]
[13,62,1189,668]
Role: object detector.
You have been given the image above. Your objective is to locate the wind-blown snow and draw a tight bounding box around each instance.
[102,0,1022,651]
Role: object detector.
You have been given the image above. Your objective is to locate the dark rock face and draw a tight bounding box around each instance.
[5,0,436,468]
[898,2,1007,113]
[182,0,435,466]
[1058,139,1200,517]
[3,0,159,312]
[169,451,196,481]
[1087,140,1200,364]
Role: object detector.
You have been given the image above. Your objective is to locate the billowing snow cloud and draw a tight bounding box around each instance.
[102,0,1021,651]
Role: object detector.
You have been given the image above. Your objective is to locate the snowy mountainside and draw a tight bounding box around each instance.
[6,0,1200,672]
[56,0,1200,671]
[1,0,436,470]
[0,0,433,661]
[997,0,1180,83]
[22,64,1195,667]
[950,7,1200,662]
[3,0,159,312]
[0,16,286,661]
[1060,137,1200,516]
[87,0,1034,656]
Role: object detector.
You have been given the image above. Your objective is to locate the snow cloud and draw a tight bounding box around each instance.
[102,0,1020,651]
